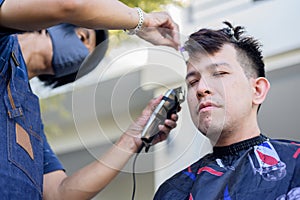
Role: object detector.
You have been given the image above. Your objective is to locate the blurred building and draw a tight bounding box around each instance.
[38,0,300,199]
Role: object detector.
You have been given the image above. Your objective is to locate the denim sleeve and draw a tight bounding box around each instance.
[43,134,65,174]
[0,0,5,6]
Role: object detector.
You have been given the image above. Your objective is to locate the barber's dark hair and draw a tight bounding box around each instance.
[184,21,265,78]
[38,29,108,88]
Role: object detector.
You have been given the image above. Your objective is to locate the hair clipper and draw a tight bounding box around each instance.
[141,86,185,152]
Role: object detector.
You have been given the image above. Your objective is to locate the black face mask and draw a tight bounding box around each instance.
[47,23,89,78]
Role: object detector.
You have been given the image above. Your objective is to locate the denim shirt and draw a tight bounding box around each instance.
[0,14,64,200]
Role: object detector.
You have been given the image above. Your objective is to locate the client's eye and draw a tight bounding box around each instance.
[187,79,199,88]
[213,71,228,76]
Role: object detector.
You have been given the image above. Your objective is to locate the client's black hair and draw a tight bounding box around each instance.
[184,21,265,78]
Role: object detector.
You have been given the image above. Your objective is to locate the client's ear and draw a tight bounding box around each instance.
[252,77,270,105]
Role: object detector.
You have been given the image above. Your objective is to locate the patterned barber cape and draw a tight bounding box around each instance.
[154,135,300,200]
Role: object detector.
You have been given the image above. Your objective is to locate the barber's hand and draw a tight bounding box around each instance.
[119,95,178,153]
[137,11,180,50]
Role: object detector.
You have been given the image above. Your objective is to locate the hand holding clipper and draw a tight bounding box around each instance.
[141,86,185,152]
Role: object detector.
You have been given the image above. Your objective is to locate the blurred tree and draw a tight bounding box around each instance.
[119,0,184,12]
[40,94,71,139]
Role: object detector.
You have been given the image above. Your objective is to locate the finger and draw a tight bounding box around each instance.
[152,131,169,145]
[137,26,179,49]
[165,24,180,49]
[172,27,180,50]
[157,131,169,142]
[152,118,177,145]
[158,28,180,50]
[177,105,182,112]
[163,36,180,50]
[160,13,180,49]
[164,119,177,129]
[149,95,163,108]
[170,113,179,121]
[158,121,177,134]
[142,95,163,115]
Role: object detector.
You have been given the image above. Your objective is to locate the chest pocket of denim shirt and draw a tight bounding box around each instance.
[4,51,44,195]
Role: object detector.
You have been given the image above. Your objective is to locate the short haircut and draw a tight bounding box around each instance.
[184,21,265,78]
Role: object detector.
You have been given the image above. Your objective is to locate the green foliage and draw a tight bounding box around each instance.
[119,0,183,12]
[40,94,71,138]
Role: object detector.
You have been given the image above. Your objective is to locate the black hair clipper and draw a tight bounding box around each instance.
[141,86,185,152]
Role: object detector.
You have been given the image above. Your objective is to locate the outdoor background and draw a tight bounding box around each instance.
[31,0,300,199]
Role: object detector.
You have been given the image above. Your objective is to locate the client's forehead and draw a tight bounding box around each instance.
[186,44,237,66]
[185,44,244,77]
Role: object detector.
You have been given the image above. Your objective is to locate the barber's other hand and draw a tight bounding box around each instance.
[118,95,178,153]
[137,11,180,50]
